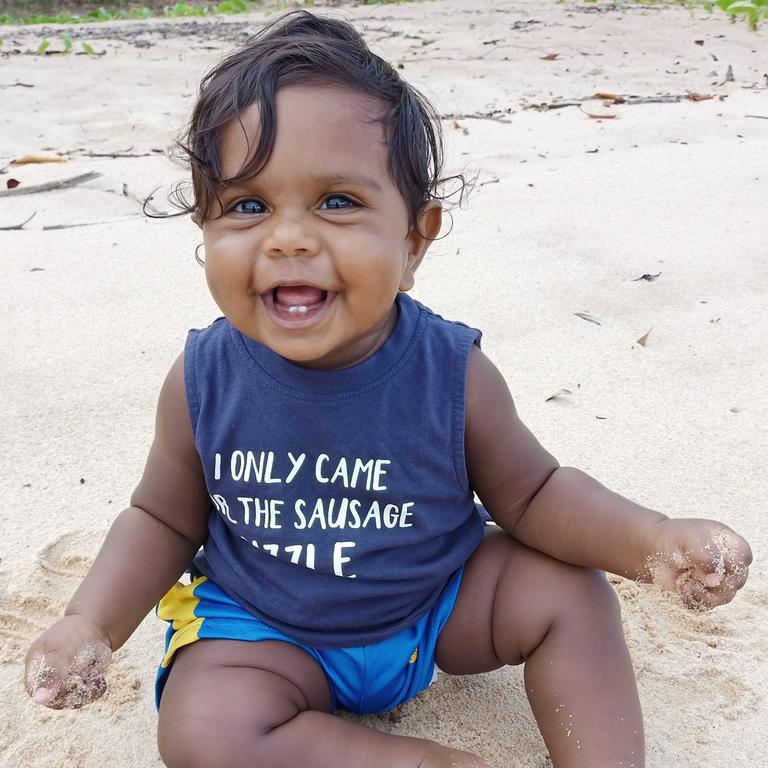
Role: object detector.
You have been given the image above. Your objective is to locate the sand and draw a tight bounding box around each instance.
[1,1,766,765]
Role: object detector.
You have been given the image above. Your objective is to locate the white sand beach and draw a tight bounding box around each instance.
[1,1,766,765]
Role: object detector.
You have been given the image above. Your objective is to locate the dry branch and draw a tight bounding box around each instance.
[0,212,37,230]
[525,93,704,111]
[0,171,101,198]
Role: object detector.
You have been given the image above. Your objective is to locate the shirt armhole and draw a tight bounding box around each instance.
[183,329,202,438]
[451,331,482,492]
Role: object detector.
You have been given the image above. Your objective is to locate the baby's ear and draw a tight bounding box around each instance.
[401,202,442,291]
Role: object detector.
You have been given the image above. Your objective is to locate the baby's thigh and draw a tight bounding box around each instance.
[157,639,332,767]
[435,530,615,674]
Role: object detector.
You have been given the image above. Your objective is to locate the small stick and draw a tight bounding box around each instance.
[527,99,583,110]
[83,151,155,158]
[60,149,157,159]
[525,93,698,111]
[0,211,37,230]
[0,171,101,198]
[42,215,143,231]
[441,111,514,124]
[623,94,689,104]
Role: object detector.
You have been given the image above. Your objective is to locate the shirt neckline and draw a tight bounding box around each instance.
[230,292,423,396]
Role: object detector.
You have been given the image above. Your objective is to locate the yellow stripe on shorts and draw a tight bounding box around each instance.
[157,576,207,669]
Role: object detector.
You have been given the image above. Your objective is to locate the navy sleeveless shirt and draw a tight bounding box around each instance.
[186,292,484,648]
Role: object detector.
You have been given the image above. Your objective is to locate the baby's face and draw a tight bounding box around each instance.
[202,83,440,370]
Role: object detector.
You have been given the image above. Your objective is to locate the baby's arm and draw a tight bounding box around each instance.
[465,347,752,609]
[24,354,211,708]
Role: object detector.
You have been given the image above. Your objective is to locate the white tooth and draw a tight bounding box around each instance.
[288,305,309,314]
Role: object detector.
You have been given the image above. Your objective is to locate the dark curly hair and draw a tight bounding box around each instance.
[173,10,462,229]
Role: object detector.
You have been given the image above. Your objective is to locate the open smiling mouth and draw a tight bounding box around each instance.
[262,285,336,327]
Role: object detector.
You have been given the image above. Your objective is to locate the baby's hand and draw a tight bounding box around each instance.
[641,518,752,610]
[24,615,112,709]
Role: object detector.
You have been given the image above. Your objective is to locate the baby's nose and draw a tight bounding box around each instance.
[263,214,320,258]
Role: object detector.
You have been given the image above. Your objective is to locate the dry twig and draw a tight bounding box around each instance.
[0,171,101,198]
[0,212,37,230]
[525,93,707,111]
[42,215,144,231]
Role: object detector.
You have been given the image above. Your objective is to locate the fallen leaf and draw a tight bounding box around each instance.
[11,154,66,165]
[594,92,625,104]
[574,312,602,325]
[636,327,653,347]
[686,91,713,102]
[6,178,20,189]
[632,272,662,282]
[541,53,560,61]
[545,388,572,402]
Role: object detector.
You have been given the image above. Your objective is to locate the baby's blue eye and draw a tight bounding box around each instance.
[321,195,355,210]
[233,199,266,215]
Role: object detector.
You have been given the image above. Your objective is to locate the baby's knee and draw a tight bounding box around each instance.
[562,565,618,608]
[511,542,619,615]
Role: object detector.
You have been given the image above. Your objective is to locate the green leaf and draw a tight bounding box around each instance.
[82,42,95,55]
[60,32,73,52]
[37,39,50,55]
[164,2,206,15]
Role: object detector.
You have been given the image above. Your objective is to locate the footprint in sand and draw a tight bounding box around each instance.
[659,665,761,723]
[0,594,56,665]
[36,530,102,580]
[0,530,103,664]
[699,667,761,722]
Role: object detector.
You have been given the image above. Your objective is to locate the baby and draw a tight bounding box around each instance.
[24,11,752,768]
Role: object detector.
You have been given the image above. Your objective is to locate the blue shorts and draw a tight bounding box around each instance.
[155,569,463,715]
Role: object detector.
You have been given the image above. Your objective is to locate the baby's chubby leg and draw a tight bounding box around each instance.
[436,529,643,768]
[158,639,488,768]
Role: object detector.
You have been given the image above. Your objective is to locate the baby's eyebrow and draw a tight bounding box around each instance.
[220,173,384,196]
[313,174,383,192]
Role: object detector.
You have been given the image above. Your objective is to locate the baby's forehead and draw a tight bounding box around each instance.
[219,83,391,181]
[239,82,388,131]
